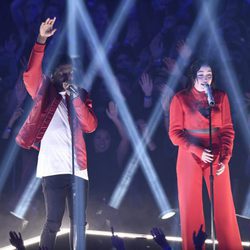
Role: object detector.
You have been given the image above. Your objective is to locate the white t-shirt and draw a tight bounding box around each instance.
[36,93,88,180]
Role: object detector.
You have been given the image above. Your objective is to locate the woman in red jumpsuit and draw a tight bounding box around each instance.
[169,60,242,250]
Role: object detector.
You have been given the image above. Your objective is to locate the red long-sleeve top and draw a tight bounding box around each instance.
[169,87,235,165]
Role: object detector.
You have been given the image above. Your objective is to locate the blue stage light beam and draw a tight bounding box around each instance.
[83,0,134,90]
[109,0,218,211]
[202,1,250,150]
[67,0,78,58]
[10,172,40,220]
[202,1,250,222]
[44,27,67,75]
[241,186,250,219]
[0,145,19,193]
[75,0,173,216]
[200,0,250,234]
[67,0,86,249]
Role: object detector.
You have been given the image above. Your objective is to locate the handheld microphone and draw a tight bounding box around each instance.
[68,84,78,95]
[204,83,215,107]
[62,82,77,93]
[62,82,79,98]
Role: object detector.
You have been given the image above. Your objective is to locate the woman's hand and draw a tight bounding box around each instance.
[149,33,164,60]
[106,101,118,121]
[139,72,153,97]
[176,40,192,59]
[163,57,179,74]
[201,149,214,163]
[216,162,225,175]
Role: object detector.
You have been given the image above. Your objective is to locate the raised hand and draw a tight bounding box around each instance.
[193,224,207,250]
[163,57,180,75]
[9,231,25,250]
[40,17,57,37]
[111,235,125,250]
[139,72,153,97]
[149,33,164,60]
[124,20,140,46]
[176,40,192,59]
[151,227,171,250]
[111,226,125,250]
[159,85,174,112]
[106,101,118,121]
[37,17,57,43]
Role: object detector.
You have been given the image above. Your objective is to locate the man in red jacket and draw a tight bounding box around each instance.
[16,18,97,249]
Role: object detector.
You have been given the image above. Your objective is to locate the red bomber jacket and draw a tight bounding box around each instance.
[169,87,235,165]
[16,43,98,170]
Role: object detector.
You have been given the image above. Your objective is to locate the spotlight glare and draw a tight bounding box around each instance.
[83,0,134,90]
[11,173,40,220]
[159,210,176,220]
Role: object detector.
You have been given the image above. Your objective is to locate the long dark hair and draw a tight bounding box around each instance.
[187,59,216,90]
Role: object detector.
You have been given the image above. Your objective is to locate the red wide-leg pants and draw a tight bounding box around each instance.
[177,134,242,250]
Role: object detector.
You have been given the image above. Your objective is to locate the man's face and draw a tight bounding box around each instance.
[52,64,74,91]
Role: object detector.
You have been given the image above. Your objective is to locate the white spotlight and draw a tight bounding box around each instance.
[159,209,177,220]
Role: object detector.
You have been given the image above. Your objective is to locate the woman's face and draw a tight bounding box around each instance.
[93,129,111,153]
[194,65,213,92]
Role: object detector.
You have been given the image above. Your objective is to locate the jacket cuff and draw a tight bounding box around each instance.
[34,43,46,52]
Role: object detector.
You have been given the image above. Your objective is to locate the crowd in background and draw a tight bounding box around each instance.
[0,0,250,245]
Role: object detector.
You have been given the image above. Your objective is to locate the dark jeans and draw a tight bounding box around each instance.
[40,174,88,250]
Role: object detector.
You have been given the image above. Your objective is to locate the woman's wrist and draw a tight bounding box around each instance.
[144,95,152,108]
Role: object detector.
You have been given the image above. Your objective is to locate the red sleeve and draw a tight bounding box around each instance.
[168,95,203,158]
[23,43,45,99]
[72,96,98,133]
[219,93,235,165]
